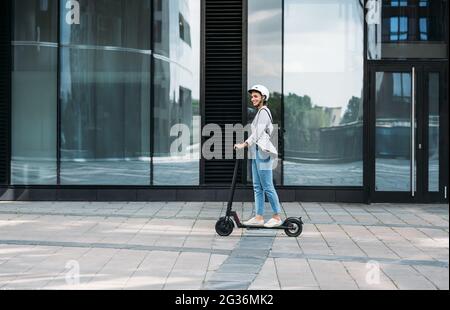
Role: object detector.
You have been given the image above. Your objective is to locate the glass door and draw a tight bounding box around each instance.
[369,64,448,203]
[422,66,448,203]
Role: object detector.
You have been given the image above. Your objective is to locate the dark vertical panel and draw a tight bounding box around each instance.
[364,0,371,203]
[0,0,11,185]
[57,0,61,185]
[204,0,244,184]
[441,64,449,204]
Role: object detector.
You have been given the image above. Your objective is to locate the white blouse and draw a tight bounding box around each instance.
[245,107,278,157]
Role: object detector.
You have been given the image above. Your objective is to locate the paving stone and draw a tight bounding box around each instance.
[204,281,253,290]
[275,258,318,289]
[0,202,447,290]
[248,259,280,290]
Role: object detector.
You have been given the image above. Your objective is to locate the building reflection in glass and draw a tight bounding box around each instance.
[428,73,439,192]
[382,0,445,42]
[283,0,364,186]
[375,72,413,192]
[11,0,58,185]
[57,0,200,186]
[153,0,201,186]
[247,0,282,185]
[369,0,447,59]
[60,0,152,185]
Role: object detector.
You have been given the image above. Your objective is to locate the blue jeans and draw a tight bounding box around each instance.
[251,145,282,216]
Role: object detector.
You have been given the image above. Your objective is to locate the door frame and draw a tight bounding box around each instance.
[368,61,449,203]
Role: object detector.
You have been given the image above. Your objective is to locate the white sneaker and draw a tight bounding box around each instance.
[243,217,264,226]
[264,218,283,228]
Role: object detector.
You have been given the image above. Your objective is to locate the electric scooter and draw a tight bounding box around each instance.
[215,158,303,237]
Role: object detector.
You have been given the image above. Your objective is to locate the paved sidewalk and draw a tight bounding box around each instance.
[0,201,448,290]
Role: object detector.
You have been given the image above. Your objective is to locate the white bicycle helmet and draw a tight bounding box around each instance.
[248,84,270,101]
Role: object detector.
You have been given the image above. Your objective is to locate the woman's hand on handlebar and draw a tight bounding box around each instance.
[234,143,247,150]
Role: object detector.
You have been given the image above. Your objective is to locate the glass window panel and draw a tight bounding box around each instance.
[428,73,439,192]
[369,0,447,59]
[391,0,408,6]
[11,0,58,185]
[420,17,428,40]
[60,0,151,185]
[375,72,413,192]
[284,0,364,186]
[382,0,445,43]
[247,0,282,185]
[152,0,201,186]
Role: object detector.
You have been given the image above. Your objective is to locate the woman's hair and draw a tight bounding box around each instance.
[262,96,268,106]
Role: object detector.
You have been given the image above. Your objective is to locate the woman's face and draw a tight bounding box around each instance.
[250,91,264,108]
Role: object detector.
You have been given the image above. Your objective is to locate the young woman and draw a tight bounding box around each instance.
[234,85,283,228]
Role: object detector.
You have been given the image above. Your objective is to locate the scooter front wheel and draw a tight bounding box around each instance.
[215,217,234,236]
[284,218,303,237]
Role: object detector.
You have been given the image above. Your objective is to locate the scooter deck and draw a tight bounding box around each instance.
[238,224,290,230]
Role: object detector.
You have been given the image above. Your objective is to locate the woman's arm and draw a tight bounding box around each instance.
[234,142,248,150]
[244,110,272,147]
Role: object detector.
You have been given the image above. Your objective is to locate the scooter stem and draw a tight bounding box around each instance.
[226,159,241,215]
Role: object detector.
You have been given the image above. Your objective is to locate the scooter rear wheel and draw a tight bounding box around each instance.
[215,217,234,236]
[284,218,303,237]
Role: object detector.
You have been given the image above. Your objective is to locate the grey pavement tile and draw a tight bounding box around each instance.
[11,247,91,290]
[418,227,450,241]
[0,245,34,265]
[275,258,318,290]
[381,264,438,290]
[123,278,167,290]
[218,264,262,275]
[0,202,447,290]
[413,265,449,290]
[207,272,256,283]
[271,237,302,253]
[223,257,265,266]
[45,247,119,288]
[385,243,435,261]
[342,261,397,290]
[415,214,449,227]
[229,249,271,259]
[164,279,205,290]
[308,260,359,290]
[341,226,400,259]
[154,236,187,248]
[373,216,408,226]
[207,254,228,272]
[293,244,334,256]
[248,259,281,290]
[0,246,63,289]
[204,281,252,290]
[164,252,210,289]
[128,250,178,273]
[212,238,242,251]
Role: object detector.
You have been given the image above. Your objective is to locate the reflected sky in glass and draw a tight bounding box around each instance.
[248,0,282,94]
[284,0,364,187]
[284,0,364,110]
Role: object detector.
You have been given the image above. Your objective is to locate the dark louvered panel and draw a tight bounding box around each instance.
[204,0,244,185]
[204,160,243,185]
[0,1,11,185]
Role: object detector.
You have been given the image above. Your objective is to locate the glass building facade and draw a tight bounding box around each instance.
[282,0,364,187]
[1,0,448,203]
[11,0,201,186]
